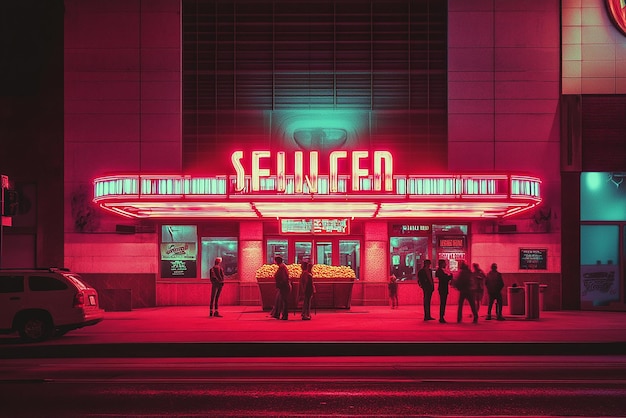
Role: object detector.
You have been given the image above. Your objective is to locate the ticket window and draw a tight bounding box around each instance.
[201,237,238,279]
[389,236,430,281]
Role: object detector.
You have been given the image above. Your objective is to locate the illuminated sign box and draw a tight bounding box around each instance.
[519,248,547,270]
[92,149,542,219]
[280,218,350,235]
[390,224,431,236]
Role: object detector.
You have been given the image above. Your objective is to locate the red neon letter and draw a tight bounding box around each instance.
[329,150,347,193]
[306,151,318,193]
[252,151,270,192]
[374,151,393,191]
[276,151,286,192]
[352,151,369,191]
[232,151,245,192]
[294,151,303,193]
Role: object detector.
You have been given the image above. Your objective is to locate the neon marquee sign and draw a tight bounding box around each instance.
[93,146,543,219]
[606,0,626,36]
[231,150,393,193]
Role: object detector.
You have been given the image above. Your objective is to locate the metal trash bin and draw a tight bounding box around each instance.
[525,282,540,319]
[539,284,548,311]
[507,286,525,315]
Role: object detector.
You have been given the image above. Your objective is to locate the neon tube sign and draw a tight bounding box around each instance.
[231,150,393,193]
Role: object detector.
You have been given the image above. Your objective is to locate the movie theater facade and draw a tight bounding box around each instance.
[59,0,624,311]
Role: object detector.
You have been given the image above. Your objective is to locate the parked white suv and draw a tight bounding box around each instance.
[0,268,105,342]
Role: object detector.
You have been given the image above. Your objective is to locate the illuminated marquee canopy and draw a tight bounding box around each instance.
[94,174,541,220]
[94,149,541,220]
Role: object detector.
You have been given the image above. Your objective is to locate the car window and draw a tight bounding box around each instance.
[29,275,68,291]
[64,274,89,290]
[0,275,25,293]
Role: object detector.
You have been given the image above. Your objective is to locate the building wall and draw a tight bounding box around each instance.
[64,0,563,310]
[448,0,562,308]
[0,0,64,269]
[64,0,181,307]
[562,0,626,94]
[561,0,626,311]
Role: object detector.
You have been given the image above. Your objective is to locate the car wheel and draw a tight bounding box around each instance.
[18,315,52,342]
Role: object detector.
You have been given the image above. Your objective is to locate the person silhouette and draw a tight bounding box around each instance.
[300,262,315,320]
[417,260,435,321]
[274,256,290,320]
[388,274,399,309]
[485,263,506,320]
[209,257,225,317]
[435,259,453,323]
[455,261,478,324]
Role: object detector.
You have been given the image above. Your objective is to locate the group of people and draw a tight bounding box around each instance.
[209,254,505,323]
[270,256,315,321]
[395,259,506,323]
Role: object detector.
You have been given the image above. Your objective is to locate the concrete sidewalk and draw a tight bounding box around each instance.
[1,306,625,358]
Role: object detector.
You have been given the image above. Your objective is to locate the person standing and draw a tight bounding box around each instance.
[209,257,225,317]
[485,263,506,320]
[388,274,399,309]
[274,256,290,320]
[471,263,486,318]
[435,259,453,323]
[300,262,315,320]
[417,259,435,321]
[455,261,478,323]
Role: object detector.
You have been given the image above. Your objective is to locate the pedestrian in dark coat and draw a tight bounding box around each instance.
[435,259,453,323]
[417,260,435,321]
[209,257,225,317]
[485,263,506,320]
[471,263,486,317]
[300,262,315,320]
[273,256,290,320]
[455,261,478,323]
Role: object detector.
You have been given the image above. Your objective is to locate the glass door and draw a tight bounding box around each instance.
[316,241,333,266]
[295,241,312,265]
[340,240,360,279]
[266,239,288,264]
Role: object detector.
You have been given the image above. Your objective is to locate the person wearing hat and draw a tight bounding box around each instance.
[485,263,505,320]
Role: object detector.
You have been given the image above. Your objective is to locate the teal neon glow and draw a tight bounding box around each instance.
[272,109,367,150]
[584,172,603,191]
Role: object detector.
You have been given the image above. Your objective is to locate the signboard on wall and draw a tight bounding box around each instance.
[280,218,350,234]
[161,225,198,278]
[519,248,547,270]
[160,243,197,260]
[390,224,431,236]
[161,260,197,278]
[436,235,467,272]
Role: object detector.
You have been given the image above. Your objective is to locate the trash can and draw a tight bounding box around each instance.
[525,282,540,319]
[507,286,525,315]
[539,284,548,311]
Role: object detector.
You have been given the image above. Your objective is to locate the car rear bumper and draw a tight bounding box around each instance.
[58,309,105,331]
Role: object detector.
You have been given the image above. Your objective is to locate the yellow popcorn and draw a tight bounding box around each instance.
[255,263,356,280]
